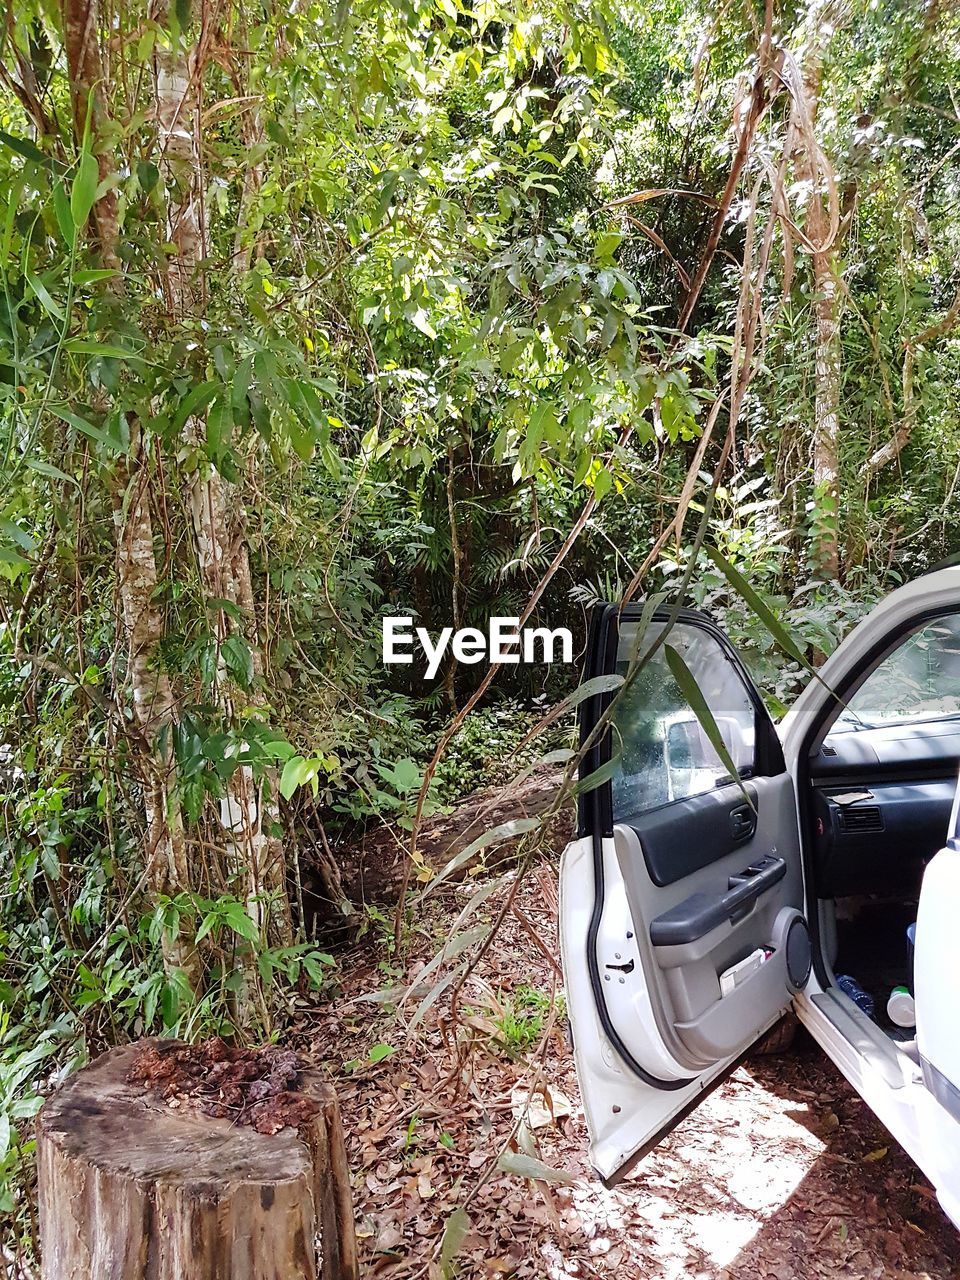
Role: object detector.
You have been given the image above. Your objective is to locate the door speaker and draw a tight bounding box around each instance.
[772,908,812,990]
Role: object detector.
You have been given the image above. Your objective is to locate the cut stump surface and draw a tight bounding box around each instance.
[37,1039,357,1280]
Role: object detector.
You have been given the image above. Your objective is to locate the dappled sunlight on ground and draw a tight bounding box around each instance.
[304,864,960,1278]
[624,1071,827,1274]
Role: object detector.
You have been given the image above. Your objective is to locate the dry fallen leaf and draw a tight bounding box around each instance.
[510,1083,574,1130]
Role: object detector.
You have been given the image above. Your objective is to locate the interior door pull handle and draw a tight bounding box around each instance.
[730,804,756,842]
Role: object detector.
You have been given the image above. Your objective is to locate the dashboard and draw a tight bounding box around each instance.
[809,719,960,897]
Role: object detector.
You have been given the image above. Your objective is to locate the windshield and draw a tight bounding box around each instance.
[829,616,960,731]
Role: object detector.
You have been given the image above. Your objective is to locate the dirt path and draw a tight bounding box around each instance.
[303,864,960,1279]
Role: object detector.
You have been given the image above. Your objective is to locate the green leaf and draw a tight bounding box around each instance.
[52,181,74,245]
[172,382,219,434]
[373,170,400,223]
[26,459,78,488]
[594,230,623,261]
[0,547,31,569]
[439,1207,471,1277]
[65,339,143,362]
[0,131,47,165]
[368,1042,395,1064]
[70,150,100,228]
[279,754,307,800]
[592,466,613,502]
[137,160,160,194]
[206,397,233,456]
[302,952,334,989]
[47,405,121,453]
[664,643,749,806]
[496,1151,576,1183]
[548,672,624,724]
[205,596,243,621]
[26,273,64,322]
[573,449,592,487]
[222,634,254,688]
[195,912,219,943]
[281,381,322,461]
[224,902,260,942]
[73,269,119,285]
[160,974,186,1028]
[703,546,811,669]
[0,519,36,553]
[378,757,421,793]
[572,755,622,796]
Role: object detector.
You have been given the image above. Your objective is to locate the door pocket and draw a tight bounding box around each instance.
[673,947,789,1061]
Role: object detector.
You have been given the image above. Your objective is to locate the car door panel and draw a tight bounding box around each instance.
[561,835,750,1184]
[561,604,808,1183]
[617,772,804,1070]
[625,781,759,887]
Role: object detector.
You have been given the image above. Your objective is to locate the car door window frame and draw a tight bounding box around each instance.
[578,604,787,842]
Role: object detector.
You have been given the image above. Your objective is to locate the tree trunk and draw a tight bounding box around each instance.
[867,287,960,475]
[59,0,194,969]
[37,1042,358,1280]
[60,0,120,268]
[111,435,197,979]
[151,4,291,949]
[798,50,842,580]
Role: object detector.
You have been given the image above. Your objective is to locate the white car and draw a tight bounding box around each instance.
[560,566,960,1229]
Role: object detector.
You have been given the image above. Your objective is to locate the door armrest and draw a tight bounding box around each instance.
[649,855,787,946]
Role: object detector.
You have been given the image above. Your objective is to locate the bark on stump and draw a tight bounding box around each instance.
[37,1041,358,1280]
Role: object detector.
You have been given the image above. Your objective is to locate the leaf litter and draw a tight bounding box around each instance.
[128,1037,319,1135]
[300,861,960,1279]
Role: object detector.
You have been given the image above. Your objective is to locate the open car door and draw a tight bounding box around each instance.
[560,605,811,1185]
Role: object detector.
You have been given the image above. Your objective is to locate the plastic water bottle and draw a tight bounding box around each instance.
[836,973,875,1018]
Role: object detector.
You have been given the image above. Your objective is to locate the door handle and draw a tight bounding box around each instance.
[730,803,756,842]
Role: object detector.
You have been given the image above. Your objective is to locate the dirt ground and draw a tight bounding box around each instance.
[303,860,960,1280]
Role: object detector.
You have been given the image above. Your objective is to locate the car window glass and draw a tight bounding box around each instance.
[836,615,960,730]
[610,619,757,820]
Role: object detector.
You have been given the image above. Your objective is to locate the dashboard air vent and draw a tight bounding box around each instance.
[837,805,884,834]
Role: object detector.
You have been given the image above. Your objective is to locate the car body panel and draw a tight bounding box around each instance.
[561,607,804,1182]
[563,569,960,1219]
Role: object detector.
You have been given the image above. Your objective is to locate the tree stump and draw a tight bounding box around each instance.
[37,1041,358,1280]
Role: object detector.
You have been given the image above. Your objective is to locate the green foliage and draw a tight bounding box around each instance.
[489,983,559,1056]
[433,697,570,802]
[4,0,960,1261]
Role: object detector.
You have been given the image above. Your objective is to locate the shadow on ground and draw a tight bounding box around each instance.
[307,867,960,1279]
[612,1032,959,1279]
